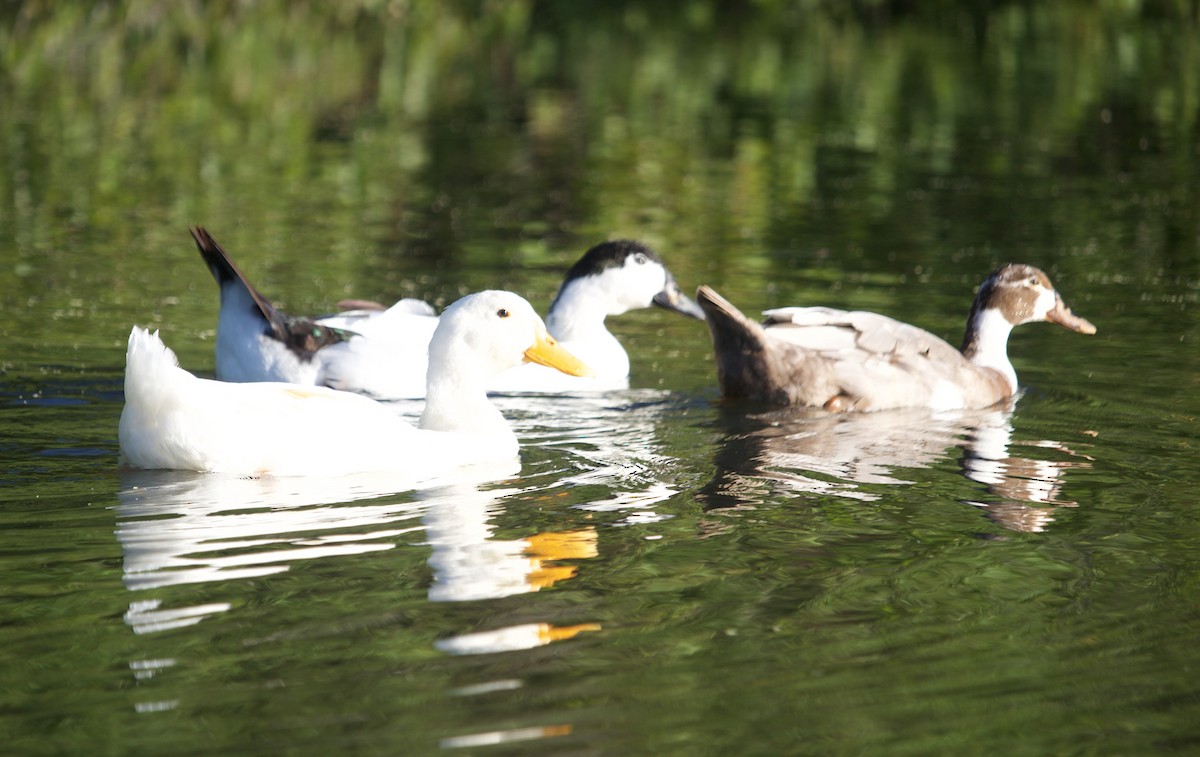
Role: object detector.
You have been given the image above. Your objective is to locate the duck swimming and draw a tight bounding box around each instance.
[118,290,593,477]
[696,264,1096,412]
[192,227,703,399]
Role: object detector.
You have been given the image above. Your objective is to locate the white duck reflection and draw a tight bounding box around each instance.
[117,469,450,593]
[699,400,1093,532]
[419,485,603,656]
[421,483,598,602]
[117,468,604,653]
[423,391,684,655]
[116,390,678,653]
[118,469,444,633]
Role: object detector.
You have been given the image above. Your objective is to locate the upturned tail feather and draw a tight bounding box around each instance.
[124,326,185,403]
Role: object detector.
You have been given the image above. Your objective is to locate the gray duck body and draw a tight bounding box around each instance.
[697,264,1095,412]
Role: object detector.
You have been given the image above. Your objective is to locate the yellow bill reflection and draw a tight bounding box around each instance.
[435,622,601,656]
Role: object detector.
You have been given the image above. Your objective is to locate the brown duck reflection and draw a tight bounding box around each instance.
[699,401,1093,532]
[957,412,1094,532]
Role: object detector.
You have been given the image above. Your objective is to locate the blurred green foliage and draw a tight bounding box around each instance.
[1,0,1197,359]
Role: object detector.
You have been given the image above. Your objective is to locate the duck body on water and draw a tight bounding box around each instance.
[697,264,1096,412]
[193,228,703,399]
[124,223,1098,477]
[117,290,593,477]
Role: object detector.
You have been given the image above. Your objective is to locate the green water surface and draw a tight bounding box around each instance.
[2,3,1198,754]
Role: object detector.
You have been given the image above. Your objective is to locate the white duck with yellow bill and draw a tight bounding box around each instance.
[118,290,593,477]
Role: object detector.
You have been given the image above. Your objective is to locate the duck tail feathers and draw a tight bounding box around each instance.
[190,225,291,340]
[124,326,184,399]
[121,327,202,471]
[696,285,797,403]
[696,286,770,347]
[191,226,244,288]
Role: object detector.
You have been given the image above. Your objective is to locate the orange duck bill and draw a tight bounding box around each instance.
[524,328,595,377]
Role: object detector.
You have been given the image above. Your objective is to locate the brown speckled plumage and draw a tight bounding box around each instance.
[697,264,1094,412]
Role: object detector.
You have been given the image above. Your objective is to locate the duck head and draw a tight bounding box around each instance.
[959,264,1095,395]
[430,290,595,382]
[966,264,1096,337]
[550,240,705,320]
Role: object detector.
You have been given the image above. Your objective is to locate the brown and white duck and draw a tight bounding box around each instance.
[696,264,1096,412]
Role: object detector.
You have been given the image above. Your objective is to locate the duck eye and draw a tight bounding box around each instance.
[496,308,510,318]
[633,253,647,265]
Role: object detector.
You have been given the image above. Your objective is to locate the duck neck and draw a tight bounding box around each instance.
[547,279,615,342]
[419,354,511,438]
[961,307,1017,393]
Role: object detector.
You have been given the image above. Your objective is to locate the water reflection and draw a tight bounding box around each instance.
[113,390,676,647]
[960,412,1094,533]
[440,724,574,750]
[435,622,601,656]
[115,471,605,730]
[115,466,596,610]
[428,391,680,655]
[423,483,598,603]
[116,468,484,591]
[496,390,682,527]
[699,401,1093,532]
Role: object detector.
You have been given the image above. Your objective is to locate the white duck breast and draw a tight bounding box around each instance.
[697,264,1096,412]
[192,228,702,399]
[118,290,593,477]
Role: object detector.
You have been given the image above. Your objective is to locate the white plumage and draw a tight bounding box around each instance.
[191,228,703,398]
[118,290,592,477]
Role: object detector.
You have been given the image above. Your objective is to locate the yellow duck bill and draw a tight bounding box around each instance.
[524,329,595,377]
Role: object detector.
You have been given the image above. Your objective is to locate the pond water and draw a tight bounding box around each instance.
[2,3,1199,754]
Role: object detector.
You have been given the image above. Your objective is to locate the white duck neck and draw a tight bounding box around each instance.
[419,348,510,437]
[546,277,617,344]
[962,307,1018,393]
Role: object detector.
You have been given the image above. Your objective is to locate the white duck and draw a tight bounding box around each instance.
[696,264,1096,412]
[118,290,593,477]
[192,227,704,398]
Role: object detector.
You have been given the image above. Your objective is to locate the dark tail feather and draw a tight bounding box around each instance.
[696,285,796,404]
[696,285,773,355]
[192,226,244,287]
[190,226,290,341]
[697,286,755,329]
[190,226,354,358]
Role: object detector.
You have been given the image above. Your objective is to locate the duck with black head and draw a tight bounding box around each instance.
[192,228,703,399]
